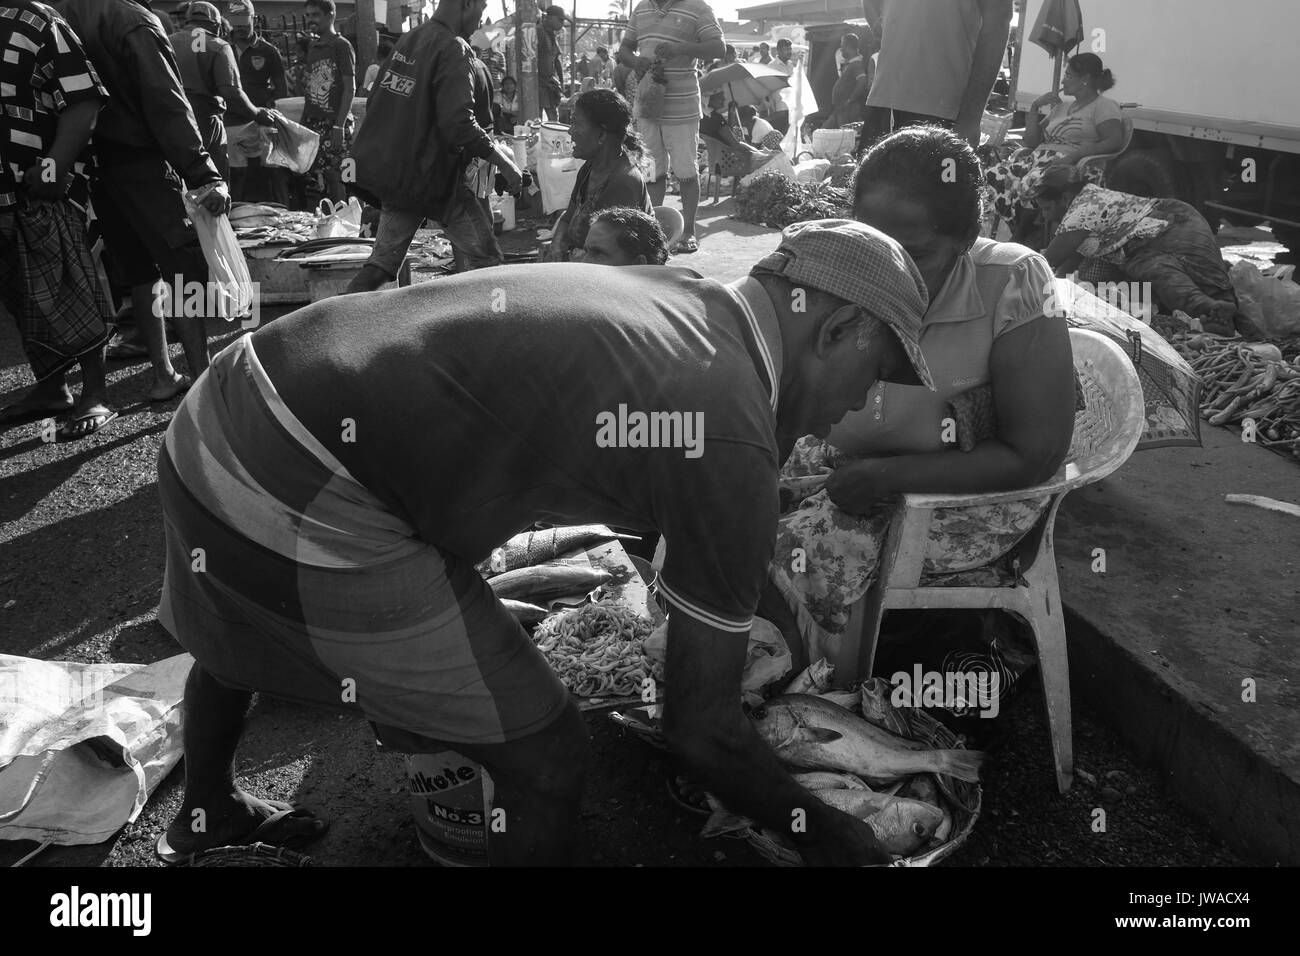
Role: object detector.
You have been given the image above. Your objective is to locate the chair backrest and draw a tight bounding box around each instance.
[1062,328,1146,488]
[701,134,726,167]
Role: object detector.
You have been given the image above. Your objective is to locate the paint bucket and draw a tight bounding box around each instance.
[406,751,495,867]
[539,122,572,156]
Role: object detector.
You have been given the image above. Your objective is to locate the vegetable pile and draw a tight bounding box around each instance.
[733,172,851,229]
[1172,332,1300,458]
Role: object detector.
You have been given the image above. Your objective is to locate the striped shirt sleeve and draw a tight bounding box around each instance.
[38,9,108,111]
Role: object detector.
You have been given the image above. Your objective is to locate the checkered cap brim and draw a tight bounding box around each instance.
[752,218,934,390]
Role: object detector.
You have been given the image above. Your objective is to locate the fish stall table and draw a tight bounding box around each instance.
[533,539,665,713]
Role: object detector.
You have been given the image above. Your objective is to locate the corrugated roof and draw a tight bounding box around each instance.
[736,0,865,23]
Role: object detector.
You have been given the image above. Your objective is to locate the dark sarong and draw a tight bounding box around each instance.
[0,197,112,382]
[1122,198,1237,317]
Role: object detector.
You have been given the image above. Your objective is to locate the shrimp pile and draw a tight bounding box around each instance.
[533,602,660,698]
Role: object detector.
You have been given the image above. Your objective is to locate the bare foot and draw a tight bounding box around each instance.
[148,373,191,403]
[161,790,325,858]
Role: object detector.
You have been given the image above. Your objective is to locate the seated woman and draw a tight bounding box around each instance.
[758,126,1078,667]
[1033,167,1256,338]
[699,91,773,160]
[575,206,670,266]
[984,53,1126,240]
[495,75,520,133]
[544,89,653,262]
[738,104,783,150]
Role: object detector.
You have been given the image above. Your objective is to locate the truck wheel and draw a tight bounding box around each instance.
[1107,148,1178,199]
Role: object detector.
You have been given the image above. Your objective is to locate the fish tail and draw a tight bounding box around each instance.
[930,748,985,783]
[701,809,757,839]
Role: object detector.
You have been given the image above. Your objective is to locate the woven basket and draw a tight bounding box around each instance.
[736,702,982,868]
[186,842,315,867]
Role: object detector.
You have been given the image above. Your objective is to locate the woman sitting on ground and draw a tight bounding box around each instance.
[575,207,670,266]
[984,53,1126,242]
[545,89,653,262]
[757,126,1078,667]
[1033,167,1256,338]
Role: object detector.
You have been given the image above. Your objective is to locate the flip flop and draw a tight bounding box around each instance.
[154,801,329,866]
[0,400,74,429]
[149,374,192,403]
[56,408,118,442]
[672,235,700,254]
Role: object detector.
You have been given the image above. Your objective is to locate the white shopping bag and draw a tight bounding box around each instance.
[183,189,256,321]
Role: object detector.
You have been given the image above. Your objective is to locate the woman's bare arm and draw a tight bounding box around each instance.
[1042,229,1089,274]
[824,317,1077,512]
[1055,118,1124,163]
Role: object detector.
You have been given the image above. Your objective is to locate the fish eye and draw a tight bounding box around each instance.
[913,823,926,836]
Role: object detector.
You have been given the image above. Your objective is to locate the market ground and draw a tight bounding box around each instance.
[0,196,1287,867]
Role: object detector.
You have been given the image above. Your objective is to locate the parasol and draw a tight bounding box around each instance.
[1052,278,1203,449]
[698,61,791,110]
[1029,0,1085,92]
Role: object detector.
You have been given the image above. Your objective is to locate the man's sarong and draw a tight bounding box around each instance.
[156,334,568,746]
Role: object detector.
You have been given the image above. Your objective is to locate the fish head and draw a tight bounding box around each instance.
[750,702,802,750]
[870,799,945,855]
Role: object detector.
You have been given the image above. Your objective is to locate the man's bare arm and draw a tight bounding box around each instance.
[955,0,1014,145]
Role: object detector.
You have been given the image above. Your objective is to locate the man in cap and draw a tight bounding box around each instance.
[226,0,288,202]
[58,0,230,399]
[170,1,276,179]
[536,5,568,122]
[343,0,521,292]
[153,219,932,866]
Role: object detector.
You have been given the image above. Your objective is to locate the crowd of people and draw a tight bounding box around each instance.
[0,0,1262,868]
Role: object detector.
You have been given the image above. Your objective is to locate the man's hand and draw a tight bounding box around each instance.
[194,181,232,215]
[254,108,277,127]
[798,805,896,866]
[20,162,70,201]
[824,458,889,515]
[491,143,524,193]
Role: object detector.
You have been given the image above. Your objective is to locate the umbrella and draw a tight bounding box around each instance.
[1053,278,1203,449]
[698,62,790,110]
[1030,0,1085,92]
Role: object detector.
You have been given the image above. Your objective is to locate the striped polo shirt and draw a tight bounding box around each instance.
[624,0,722,125]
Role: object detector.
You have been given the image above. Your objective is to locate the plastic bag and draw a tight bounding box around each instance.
[182,189,255,321]
[226,121,272,168]
[1229,260,1300,339]
[637,72,666,120]
[265,114,320,174]
[314,197,363,239]
[740,150,796,187]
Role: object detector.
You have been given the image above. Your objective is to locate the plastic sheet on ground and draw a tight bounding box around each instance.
[0,654,192,846]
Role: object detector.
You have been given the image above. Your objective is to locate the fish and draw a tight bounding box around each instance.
[896,773,941,807]
[858,677,913,737]
[791,771,870,791]
[486,563,613,602]
[810,790,944,857]
[485,525,635,575]
[817,688,861,711]
[786,658,834,695]
[751,694,984,786]
[500,599,550,626]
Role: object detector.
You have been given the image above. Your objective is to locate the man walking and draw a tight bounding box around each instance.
[59,0,230,400]
[344,0,521,293]
[860,0,1012,150]
[617,0,724,254]
[0,0,116,440]
[170,1,276,178]
[299,0,354,203]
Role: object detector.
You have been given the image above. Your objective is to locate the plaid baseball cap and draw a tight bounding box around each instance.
[227,0,254,25]
[752,219,934,389]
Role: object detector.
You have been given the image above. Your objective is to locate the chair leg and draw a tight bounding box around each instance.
[837,578,888,687]
[1020,576,1074,794]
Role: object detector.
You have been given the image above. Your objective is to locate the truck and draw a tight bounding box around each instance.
[1012,0,1300,252]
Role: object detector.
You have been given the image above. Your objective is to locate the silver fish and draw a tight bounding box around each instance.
[791,771,870,791]
[811,789,944,857]
[752,694,984,786]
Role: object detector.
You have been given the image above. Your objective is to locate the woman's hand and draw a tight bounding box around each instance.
[1033,91,1062,111]
[824,459,889,515]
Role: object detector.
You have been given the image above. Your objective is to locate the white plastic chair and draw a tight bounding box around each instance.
[833,329,1146,794]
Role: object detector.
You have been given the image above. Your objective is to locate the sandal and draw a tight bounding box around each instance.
[155,801,329,866]
[56,408,118,442]
[672,235,700,254]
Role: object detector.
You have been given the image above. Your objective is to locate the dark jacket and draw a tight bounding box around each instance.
[56,0,221,187]
[351,19,496,217]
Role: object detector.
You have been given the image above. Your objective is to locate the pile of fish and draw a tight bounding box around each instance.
[704,663,983,864]
[230,204,318,247]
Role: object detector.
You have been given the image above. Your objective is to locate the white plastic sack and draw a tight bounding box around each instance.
[0,654,192,846]
[740,150,796,187]
[536,154,582,215]
[226,121,272,168]
[1229,260,1300,339]
[793,158,831,184]
[265,114,320,174]
[182,190,256,321]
